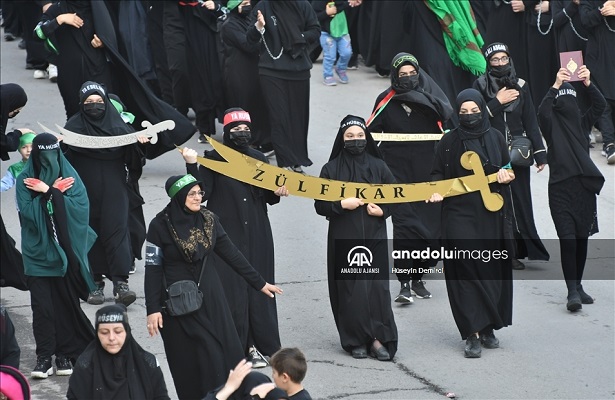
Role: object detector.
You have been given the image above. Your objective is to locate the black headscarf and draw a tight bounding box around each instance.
[456,89,503,167]
[544,83,604,193]
[1,83,27,136]
[64,81,135,153]
[163,174,213,263]
[389,53,453,122]
[270,0,306,58]
[228,371,272,400]
[69,304,155,400]
[327,115,383,183]
[475,42,521,112]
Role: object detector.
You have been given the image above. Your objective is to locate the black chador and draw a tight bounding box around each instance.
[369,52,452,290]
[187,109,281,357]
[432,89,514,340]
[64,82,137,285]
[315,116,398,359]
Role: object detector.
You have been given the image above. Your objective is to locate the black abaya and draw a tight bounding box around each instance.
[432,128,514,339]
[186,147,281,357]
[145,211,266,398]
[314,119,398,357]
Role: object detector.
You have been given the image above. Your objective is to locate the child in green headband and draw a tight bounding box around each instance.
[1,132,36,197]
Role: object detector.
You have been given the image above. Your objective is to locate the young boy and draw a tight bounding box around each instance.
[1,132,35,200]
[271,348,312,400]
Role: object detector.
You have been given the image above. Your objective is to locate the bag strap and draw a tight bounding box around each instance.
[162,255,208,290]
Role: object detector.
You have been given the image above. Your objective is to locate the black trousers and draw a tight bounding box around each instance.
[28,276,94,359]
[162,1,192,115]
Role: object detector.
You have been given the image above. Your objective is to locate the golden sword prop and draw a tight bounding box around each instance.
[186,137,504,211]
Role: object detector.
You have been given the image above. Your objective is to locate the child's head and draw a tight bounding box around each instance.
[18,132,35,161]
[270,348,307,390]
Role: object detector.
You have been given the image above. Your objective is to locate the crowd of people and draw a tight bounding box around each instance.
[1,0,613,398]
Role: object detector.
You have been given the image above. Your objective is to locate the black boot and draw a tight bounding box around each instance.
[566,289,582,312]
[576,284,594,304]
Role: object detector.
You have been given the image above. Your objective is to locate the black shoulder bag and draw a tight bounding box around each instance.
[504,112,534,167]
[162,256,207,317]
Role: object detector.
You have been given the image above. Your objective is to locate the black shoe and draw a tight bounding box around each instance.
[576,284,594,304]
[18,39,25,49]
[31,356,53,379]
[602,144,615,164]
[197,133,207,143]
[4,32,16,41]
[394,282,413,304]
[248,346,269,368]
[291,165,305,174]
[566,290,582,311]
[351,345,367,359]
[369,344,391,361]
[87,281,105,305]
[411,280,432,298]
[55,355,73,376]
[479,329,500,349]
[512,259,526,270]
[129,262,136,274]
[464,335,481,358]
[113,281,136,307]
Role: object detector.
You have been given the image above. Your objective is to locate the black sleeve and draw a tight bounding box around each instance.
[150,358,171,400]
[0,307,21,369]
[521,86,547,164]
[431,138,447,181]
[35,4,61,39]
[314,163,346,218]
[213,217,266,291]
[537,87,557,144]
[552,0,579,28]
[302,2,322,46]
[376,161,396,219]
[246,3,263,44]
[1,129,23,154]
[581,82,607,132]
[144,219,165,315]
[368,93,387,133]
[579,0,603,28]
[221,20,259,54]
[312,0,329,24]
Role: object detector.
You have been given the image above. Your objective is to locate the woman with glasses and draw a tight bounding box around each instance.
[145,173,282,398]
[473,42,550,270]
[429,89,515,358]
[181,108,288,370]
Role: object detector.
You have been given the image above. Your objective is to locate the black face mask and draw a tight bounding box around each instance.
[395,75,419,91]
[239,4,252,15]
[489,63,511,78]
[83,102,106,119]
[459,113,483,129]
[230,131,251,147]
[344,139,367,155]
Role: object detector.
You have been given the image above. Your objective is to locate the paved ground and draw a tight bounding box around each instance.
[1,32,614,400]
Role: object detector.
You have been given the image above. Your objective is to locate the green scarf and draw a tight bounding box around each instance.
[16,151,97,291]
[424,0,486,76]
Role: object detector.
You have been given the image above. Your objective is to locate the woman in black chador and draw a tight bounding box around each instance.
[537,67,606,312]
[145,174,282,399]
[369,52,453,304]
[473,42,550,270]
[430,89,515,359]
[182,108,288,368]
[67,304,170,400]
[64,81,147,307]
[314,115,398,362]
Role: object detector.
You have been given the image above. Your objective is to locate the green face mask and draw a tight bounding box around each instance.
[38,150,61,186]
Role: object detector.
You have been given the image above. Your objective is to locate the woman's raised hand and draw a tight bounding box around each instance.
[181,147,199,164]
[341,197,364,210]
[57,13,83,28]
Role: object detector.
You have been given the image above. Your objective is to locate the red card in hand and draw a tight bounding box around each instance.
[560,51,584,82]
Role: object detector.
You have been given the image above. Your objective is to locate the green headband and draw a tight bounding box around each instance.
[19,133,36,148]
[227,0,242,10]
[168,174,197,198]
[393,54,419,70]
